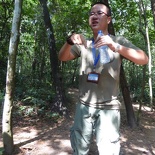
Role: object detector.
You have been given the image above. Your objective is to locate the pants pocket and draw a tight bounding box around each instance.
[70,127,91,155]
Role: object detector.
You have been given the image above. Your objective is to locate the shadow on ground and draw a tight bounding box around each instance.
[0,88,155,155]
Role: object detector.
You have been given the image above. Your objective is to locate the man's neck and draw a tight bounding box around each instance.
[93,30,109,40]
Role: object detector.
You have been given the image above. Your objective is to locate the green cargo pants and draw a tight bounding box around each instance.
[70,102,120,155]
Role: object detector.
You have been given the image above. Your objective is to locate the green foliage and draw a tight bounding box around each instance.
[13,101,61,122]
[1,0,155,115]
[51,0,92,50]
[45,111,61,121]
[0,91,4,116]
[0,147,4,155]
[13,74,54,118]
[0,0,13,90]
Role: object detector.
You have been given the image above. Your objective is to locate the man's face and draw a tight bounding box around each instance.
[89,4,111,32]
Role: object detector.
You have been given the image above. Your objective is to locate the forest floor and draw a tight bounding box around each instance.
[0,88,155,155]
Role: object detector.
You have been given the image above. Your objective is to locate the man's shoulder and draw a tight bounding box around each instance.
[110,35,131,45]
[110,35,140,50]
[110,35,125,40]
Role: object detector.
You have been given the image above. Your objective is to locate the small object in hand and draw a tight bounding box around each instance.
[66,34,74,45]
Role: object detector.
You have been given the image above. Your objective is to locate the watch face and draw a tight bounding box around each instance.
[115,43,120,52]
[87,72,100,83]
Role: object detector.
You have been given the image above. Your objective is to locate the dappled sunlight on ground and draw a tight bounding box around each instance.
[119,104,155,155]
[12,117,73,155]
[0,89,155,155]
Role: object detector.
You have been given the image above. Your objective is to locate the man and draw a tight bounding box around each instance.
[59,2,148,155]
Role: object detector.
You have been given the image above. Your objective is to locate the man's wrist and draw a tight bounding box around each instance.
[114,43,121,53]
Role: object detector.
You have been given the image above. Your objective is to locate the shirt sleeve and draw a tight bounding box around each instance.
[70,44,81,58]
[115,36,141,50]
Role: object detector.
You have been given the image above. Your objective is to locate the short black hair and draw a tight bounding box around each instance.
[91,1,111,16]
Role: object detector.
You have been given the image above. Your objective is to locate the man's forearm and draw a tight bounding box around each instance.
[58,43,75,61]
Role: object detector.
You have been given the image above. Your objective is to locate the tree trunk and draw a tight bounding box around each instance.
[39,0,68,115]
[137,65,147,124]
[138,0,152,110]
[120,65,137,128]
[151,0,155,27]
[2,0,23,154]
[71,59,78,85]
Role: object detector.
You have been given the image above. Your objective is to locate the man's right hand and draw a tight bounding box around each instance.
[69,33,87,48]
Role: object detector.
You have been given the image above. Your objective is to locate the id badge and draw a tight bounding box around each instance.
[87,72,100,83]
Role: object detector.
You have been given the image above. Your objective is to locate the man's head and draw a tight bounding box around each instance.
[91,2,111,17]
[89,2,112,35]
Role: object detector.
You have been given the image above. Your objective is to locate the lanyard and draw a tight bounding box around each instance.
[92,39,100,68]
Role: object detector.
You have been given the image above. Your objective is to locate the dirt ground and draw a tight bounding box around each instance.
[0,88,155,155]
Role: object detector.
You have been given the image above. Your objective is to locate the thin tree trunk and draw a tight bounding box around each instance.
[120,65,137,128]
[146,26,153,111]
[2,0,23,154]
[137,65,147,124]
[71,59,78,85]
[150,0,155,27]
[39,0,68,115]
[138,0,152,111]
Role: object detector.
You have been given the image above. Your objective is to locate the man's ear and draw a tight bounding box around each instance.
[107,16,112,24]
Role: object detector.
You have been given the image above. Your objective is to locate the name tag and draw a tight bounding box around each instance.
[87,72,100,83]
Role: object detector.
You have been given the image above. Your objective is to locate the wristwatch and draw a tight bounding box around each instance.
[66,34,74,45]
[114,43,121,53]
